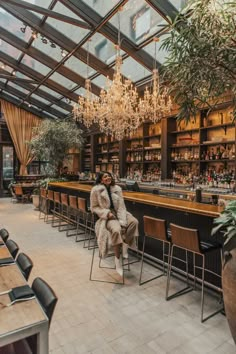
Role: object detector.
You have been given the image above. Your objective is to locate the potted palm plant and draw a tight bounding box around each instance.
[211,201,236,343]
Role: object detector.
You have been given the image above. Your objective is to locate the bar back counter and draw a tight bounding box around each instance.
[48,182,223,290]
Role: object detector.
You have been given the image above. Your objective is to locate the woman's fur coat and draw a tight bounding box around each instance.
[90,184,130,258]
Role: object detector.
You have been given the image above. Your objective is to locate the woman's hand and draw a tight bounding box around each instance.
[108,212,116,220]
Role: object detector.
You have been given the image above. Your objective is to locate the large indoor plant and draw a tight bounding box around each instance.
[29,119,83,177]
[211,201,236,343]
[161,0,236,123]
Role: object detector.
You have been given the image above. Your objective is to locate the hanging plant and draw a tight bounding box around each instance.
[29,119,83,177]
[161,0,236,123]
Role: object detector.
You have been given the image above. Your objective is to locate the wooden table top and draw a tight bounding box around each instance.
[49,182,223,217]
[0,246,12,259]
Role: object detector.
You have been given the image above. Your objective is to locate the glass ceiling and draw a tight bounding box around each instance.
[0,0,184,120]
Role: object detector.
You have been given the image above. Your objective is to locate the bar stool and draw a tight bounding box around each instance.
[51,191,62,227]
[66,195,80,237]
[139,216,171,285]
[75,197,91,244]
[39,188,47,221]
[166,223,223,322]
[58,193,70,231]
[45,189,54,223]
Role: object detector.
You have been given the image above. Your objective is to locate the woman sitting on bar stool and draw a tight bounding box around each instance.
[90,171,139,276]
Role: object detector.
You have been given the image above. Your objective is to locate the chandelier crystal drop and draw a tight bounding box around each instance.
[73,41,98,128]
[96,48,144,141]
[140,39,172,123]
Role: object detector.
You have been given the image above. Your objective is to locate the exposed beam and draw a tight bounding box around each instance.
[0,92,58,120]
[60,0,157,71]
[145,0,178,22]
[0,0,91,29]
[0,51,79,102]
[0,26,101,96]
[0,2,116,80]
[0,68,73,111]
[0,81,66,118]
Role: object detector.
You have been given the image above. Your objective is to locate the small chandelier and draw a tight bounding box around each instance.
[95,11,144,141]
[140,38,172,123]
[73,41,98,128]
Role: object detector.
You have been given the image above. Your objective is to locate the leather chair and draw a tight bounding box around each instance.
[13,185,30,203]
[0,228,9,243]
[6,239,19,259]
[16,252,33,281]
[32,277,58,327]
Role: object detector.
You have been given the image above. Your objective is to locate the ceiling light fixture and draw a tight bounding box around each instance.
[41,36,48,44]
[1,63,5,69]
[31,30,38,39]
[61,49,67,58]
[50,41,56,48]
[12,70,16,76]
[20,24,27,34]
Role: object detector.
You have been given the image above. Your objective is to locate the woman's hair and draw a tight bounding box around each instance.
[95,171,115,186]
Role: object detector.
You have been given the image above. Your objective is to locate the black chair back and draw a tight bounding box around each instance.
[17,252,33,280]
[0,228,9,242]
[32,277,58,327]
[6,239,19,259]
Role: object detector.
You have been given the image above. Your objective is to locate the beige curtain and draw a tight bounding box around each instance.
[1,100,41,175]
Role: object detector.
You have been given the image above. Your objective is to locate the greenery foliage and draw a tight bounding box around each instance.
[212,201,236,244]
[162,0,236,123]
[29,119,83,177]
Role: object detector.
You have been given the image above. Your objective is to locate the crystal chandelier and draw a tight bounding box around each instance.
[95,12,144,141]
[73,41,98,128]
[140,38,172,123]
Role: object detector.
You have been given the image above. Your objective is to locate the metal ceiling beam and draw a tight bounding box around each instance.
[60,0,158,71]
[0,27,101,97]
[0,68,72,111]
[0,92,59,120]
[145,0,178,22]
[0,0,91,29]
[0,2,116,80]
[0,81,66,118]
[0,51,79,102]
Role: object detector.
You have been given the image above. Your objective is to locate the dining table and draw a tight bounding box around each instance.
[0,245,49,354]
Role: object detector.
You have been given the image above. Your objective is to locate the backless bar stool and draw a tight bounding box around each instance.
[139,216,171,285]
[166,223,223,322]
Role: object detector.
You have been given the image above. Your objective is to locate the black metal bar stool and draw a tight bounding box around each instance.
[75,197,91,244]
[45,189,54,223]
[166,223,223,322]
[139,216,171,285]
[39,188,48,221]
[66,195,80,237]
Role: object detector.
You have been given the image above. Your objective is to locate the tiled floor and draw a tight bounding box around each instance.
[1,198,235,353]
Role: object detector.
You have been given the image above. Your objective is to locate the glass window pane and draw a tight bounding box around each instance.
[46,2,89,44]
[109,0,168,45]
[31,93,52,105]
[33,39,63,62]
[0,10,32,42]
[49,72,78,90]
[92,75,111,90]
[121,57,151,82]
[41,111,58,119]
[80,0,120,17]
[75,87,97,100]
[83,33,125,65]
[0,39,22,59]
[51,105,69,114]
[21,54,51,75]
[39,85,62,99]
[2,91,20,100]
[0,79,6,84]
[143,33,169,64]
[7,82,29,94]
[169,0,188,10]
[65,56,95,78]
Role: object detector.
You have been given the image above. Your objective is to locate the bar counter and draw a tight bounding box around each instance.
[49,182,223,288]
[49,182,222,218]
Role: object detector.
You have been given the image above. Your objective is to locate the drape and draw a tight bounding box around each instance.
[1,100,41,175]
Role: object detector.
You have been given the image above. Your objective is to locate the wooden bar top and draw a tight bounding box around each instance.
[49,182,223,218]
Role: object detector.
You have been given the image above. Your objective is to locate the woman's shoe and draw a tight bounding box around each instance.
[115,257,123,276]
[122,243,129,259]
